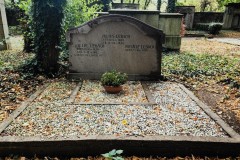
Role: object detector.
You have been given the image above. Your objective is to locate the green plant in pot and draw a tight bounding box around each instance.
[101,70,128,94]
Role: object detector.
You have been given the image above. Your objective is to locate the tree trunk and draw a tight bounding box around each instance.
[157,0,161,10]
[102,0,110,12]
[167,0,175,13]
[33,0,66,74]
[143,0,151,9]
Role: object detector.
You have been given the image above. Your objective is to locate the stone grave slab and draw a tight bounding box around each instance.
[66,15,165,80]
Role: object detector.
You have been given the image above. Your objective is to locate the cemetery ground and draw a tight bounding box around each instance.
[0,33,240,158]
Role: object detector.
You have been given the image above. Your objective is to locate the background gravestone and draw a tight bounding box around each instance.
[223,3,240,29]
[66,15,165,80]
[175,6,195,29]
[0,0,11,50]
[112,3,140,9]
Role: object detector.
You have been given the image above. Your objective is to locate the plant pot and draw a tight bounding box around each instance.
[103,85,123,94]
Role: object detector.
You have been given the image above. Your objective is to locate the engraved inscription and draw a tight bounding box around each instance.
[102,34,130,45]
[74,43,104,57]
[125,44,155,52]
[73,34,155,57]
[67,15,164,79]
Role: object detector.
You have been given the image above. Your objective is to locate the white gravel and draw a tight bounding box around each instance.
[2,81,228,138]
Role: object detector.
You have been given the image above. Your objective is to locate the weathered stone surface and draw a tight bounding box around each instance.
[158,13,183,50]
[223,3,240,29]
[112,3,140,9]
[175,6,195,29]
[97,11,183,50]
[109,10,160,28]
[67,15,165,80]
[0,0,11,50]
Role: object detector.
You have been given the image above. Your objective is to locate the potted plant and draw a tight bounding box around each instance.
[101,70,128,94]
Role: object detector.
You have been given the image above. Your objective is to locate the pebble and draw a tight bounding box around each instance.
[2,81,228,138]
[75,80,148,103]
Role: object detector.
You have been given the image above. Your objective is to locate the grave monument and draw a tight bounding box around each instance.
[223,3,240,29]
[0,0,10,50]
[66,15,165,80]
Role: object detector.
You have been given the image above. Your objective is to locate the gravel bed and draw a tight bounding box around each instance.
[75,80,148,103]
[148,82,227,137]
[35,81,76,103]
[2,82,228,138]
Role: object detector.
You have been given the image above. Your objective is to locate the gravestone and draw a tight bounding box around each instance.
[175,6,195,29]
[66,15,165,80]
[223,3,240,29]
[0,0,11,50]
[112,3,140,9]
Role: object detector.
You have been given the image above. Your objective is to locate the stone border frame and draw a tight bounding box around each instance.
[66,81,157,105]
[0,135,239,157]
[0,82,240,157]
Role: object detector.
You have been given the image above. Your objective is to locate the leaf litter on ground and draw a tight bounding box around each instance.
[163,38,240,133]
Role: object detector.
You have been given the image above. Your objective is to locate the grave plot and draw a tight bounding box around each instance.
[0,81,76,137]
[1,80,240,156]
[0,81,230,138]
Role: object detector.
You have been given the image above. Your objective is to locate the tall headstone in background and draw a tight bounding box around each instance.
[66,15,165,80]
[223,3,240,29]
[175,6,195,29]
[0,0,10,50]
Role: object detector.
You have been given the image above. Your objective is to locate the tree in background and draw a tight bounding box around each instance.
[61,0,101,60]
[111,0,154,10]
[167,0,176,12]
[176,0,240,11]
[63,0,100,32]
[157,0,161,10]
[143,0,151,9]
[200,0,211,12]
[17,0,33,52]
[102,0,111,11]
[216,0,240,10]
[32,0,66,74]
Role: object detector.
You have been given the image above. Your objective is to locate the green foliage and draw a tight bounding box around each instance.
[195,23,222,35]
[216,0,240,10]
[0,50,35,72]
[208,23,223,35]
[17,0,34,52]
[32,0,66,74]
[60,0,101,60]
[162,53,240,88]
[163,53,240,77]
[9,26,22,36]
[176,2,185,6]
[101,70,128,87]
[157,0,162,10]
[167,0,176,12]
[195,23,211,31]
[17,0,32,15]
[179,0,240,11]
[102,0,111,12]
[101,149,124,160]
[63,0,101,32]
